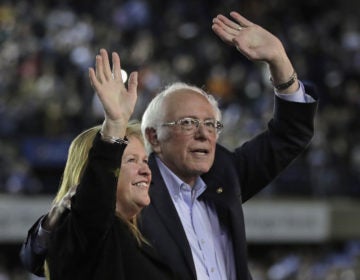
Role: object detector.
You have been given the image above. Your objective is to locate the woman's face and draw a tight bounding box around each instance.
[116,136,151,220]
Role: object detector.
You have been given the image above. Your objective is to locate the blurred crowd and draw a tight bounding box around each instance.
[1,0,360,279]
[249,241,360,280]
[1,0,360,197]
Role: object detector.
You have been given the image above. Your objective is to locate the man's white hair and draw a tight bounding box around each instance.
[141,82,222,154]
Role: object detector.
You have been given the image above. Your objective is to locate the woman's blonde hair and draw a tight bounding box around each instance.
[45,120,147,279]
[54,120,144,204]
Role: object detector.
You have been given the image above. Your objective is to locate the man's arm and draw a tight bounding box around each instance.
[19,215,48,277]
[212,11,318,201]
[19,186,74,276]
[212,11,299,94]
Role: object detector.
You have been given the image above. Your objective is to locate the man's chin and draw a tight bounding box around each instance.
[192,166,211,176]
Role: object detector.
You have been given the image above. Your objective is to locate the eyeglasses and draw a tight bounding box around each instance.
[162,117,223,135]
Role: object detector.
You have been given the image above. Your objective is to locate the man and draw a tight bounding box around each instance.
[139,11,317,279]
[20,11,317,279]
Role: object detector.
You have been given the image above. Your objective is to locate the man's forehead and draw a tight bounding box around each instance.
[163,90,216,118]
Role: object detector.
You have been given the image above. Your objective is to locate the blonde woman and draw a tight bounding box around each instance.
[31,49,177,280]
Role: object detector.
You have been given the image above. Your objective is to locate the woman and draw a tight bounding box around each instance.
[44,49,177,279]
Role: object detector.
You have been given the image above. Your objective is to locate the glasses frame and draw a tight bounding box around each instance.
[162,117,223,134]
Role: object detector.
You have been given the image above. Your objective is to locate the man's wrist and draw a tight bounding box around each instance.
[270,71,297,91]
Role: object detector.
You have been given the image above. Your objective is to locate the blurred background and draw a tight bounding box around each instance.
[1,0,360,279]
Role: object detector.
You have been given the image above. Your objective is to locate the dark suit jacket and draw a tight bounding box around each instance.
[46,134,178,280]
[20,214,49,276]
[139,89,318,280]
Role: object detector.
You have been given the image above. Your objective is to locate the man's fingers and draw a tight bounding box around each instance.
[215,14,240,31]
[229,11,253,28]
[213,17,238,37]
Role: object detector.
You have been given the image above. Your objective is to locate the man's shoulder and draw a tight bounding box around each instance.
[214,143,237,161]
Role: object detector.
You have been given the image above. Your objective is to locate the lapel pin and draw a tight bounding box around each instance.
[216,187,223,194]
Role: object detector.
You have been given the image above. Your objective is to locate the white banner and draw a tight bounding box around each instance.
[0,195,51,242]
[243,200,330,242]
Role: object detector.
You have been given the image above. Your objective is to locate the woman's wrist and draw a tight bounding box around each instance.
[100,130,128,145]
[101,119,127,139]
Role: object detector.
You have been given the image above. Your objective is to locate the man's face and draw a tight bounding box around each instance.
[156,90,218,186]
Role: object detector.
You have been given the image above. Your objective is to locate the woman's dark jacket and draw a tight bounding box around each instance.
[46,134,178,280]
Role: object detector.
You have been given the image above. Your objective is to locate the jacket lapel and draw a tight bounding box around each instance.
[147,155,197,276]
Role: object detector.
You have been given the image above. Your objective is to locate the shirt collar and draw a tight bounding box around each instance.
[155,156,207,199]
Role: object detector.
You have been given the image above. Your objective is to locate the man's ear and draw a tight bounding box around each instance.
[145,127,160,153]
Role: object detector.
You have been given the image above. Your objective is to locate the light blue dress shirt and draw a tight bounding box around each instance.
[156,157,236,280]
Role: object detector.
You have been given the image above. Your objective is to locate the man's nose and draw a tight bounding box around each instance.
[194,123,209,138]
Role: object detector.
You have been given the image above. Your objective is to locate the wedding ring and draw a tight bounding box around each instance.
[237,25,243,31]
